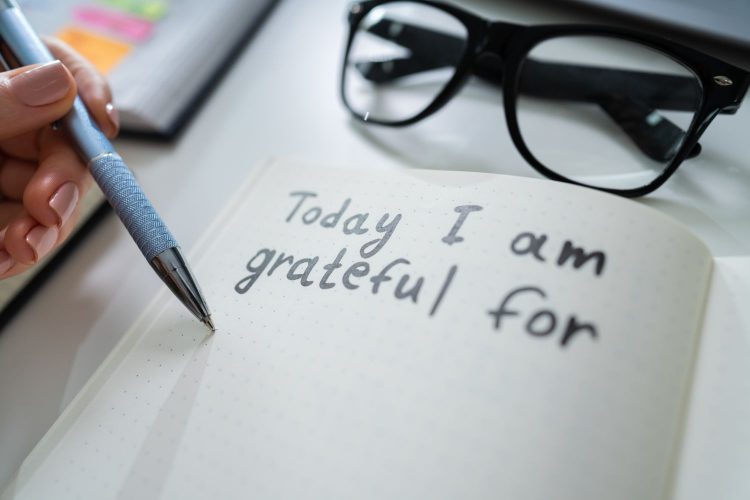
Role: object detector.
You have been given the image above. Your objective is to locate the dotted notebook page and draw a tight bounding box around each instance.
[3,159,712,500]
[671,256,750,500]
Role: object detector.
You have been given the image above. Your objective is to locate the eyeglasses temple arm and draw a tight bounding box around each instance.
[517,59,701,160]
[599,95,699,162]
[357,15,465,74]
[517,59,697,111]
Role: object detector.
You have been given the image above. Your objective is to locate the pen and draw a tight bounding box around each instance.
[0,0,215,332]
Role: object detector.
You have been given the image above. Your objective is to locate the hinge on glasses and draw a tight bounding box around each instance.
[713,75,733,86]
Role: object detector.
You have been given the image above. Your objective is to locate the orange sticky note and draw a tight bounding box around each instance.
[55,27,132,75]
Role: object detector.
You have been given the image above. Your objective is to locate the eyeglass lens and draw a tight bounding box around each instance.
[516,36,702,190]
[343,2,468,123]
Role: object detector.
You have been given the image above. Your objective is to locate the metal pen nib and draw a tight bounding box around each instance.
[202,316,216,333]
[150,248,214,333]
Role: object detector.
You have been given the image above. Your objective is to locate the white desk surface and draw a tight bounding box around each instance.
[1,0,748,489]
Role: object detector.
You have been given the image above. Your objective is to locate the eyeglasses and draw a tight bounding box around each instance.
[339,0,750,196]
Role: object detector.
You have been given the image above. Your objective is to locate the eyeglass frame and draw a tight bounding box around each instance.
[339,0,750,197]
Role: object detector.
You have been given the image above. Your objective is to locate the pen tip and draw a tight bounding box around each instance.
[202,316,216,333]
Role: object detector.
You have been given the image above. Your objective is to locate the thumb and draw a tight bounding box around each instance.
[0,60,77,140]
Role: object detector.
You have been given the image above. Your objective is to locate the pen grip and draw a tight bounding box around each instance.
[89,154,177,261]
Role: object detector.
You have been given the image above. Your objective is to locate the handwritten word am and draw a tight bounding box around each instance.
[510,232,607,277]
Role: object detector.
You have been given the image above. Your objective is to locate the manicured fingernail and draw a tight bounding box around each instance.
[9,61,72,107]
[0,250,13,274]
[105,102,119,134]
[26,225,58,261]
[49,182,79,226]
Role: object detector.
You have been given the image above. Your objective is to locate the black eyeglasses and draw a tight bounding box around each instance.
[339,0,750,197]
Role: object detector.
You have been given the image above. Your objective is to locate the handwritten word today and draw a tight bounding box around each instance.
[234,191,605,349]
[285,191,400,258]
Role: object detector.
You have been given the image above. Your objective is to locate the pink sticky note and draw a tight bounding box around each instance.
[73,5,154,43]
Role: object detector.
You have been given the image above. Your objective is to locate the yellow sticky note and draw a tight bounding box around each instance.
[55,27,132,75]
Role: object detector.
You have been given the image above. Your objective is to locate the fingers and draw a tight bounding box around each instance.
[0,221,24,277]
[0,203,80,278]
[0,192,83,277]
[0,35,113,279]
[0,201,24,228]
[0,61,77,140]
[3,212,51,265]
[24,128,91,228]
[0,130,44,162]
[44,36,119,138]
[0,36,112,278]
[0,156,36,200]
[0,128,90,274]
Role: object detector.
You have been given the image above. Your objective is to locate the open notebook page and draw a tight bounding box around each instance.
[672,256,750,500]
[2,159,712,500]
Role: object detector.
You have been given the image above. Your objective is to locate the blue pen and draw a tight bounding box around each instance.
[0,0,214,332]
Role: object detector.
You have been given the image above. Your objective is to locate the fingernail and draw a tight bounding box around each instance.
[26,225,58,261]
[49,182,79,226]
[0,250,13,274]
[0,227,6,245]
[9,61,72,107]
[105,102,119,134]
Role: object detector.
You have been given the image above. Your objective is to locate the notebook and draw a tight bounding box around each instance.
[21,0,278,137]
[569,0,750,50]
[1,158,747,499]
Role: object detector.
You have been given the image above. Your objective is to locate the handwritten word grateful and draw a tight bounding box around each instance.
[234,247,457,317]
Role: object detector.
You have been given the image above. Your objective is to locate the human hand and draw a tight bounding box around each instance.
[0,37,118,280]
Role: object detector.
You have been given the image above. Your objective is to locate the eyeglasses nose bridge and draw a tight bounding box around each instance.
[470,21,520,85]
[479,21,521,56]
